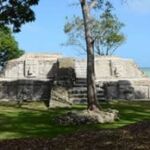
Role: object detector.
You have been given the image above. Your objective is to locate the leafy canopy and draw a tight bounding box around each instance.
[64,1,125,55]
[0,25,24,67]
[0,0,39,67]
[0,0,39,32]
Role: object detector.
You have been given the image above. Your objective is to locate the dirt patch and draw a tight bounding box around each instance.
[0,120,150,150]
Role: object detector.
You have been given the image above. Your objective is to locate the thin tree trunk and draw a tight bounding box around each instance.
[80,0,99,110]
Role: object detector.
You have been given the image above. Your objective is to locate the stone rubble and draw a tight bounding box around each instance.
[54,109,119,125]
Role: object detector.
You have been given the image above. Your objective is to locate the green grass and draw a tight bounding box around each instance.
[0,100,150,140]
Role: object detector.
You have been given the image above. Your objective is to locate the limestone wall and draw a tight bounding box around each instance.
[100,79,150,100]
[75,56,145,79]
[109,59,144,78]
[0,79,51,101]
[1,55,145,80]
[0,54,149,102]
[95,58,112,79]
[75,59,87,78]
[0,53,61,79]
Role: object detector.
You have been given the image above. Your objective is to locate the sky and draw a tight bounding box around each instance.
[14,0,150,67]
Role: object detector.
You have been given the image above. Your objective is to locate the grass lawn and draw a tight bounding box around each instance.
[0,100,150,140]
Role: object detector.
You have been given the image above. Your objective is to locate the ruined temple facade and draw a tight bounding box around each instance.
[75,57,145,79]
[0,53,62,79]
[0,54,145,80]
[0,53,150,103]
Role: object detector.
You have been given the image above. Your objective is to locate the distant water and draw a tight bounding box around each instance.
[141,68,150,77]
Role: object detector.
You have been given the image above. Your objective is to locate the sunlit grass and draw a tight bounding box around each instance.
[0,100,150,140]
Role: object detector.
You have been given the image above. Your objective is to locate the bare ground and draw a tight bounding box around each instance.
[0,120,150,150]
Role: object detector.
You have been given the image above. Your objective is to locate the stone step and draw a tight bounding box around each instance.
[70,94,87,98]
[69,92,105,97]
[75,78,86,83]
[73,83,100,88]
[70,97,106,104]
[69,87,103,92]
[70,98,87,104]
[69,90,104,95]
[68,78,105,104]
[69,95,105,99]
[73,78,102,88]
[69,91,104,97]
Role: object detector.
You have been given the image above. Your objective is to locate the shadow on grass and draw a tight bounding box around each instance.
[0,101,150,140]
[97,100,150,128]
[0,108,79,140]
[0,102,86,140]
[0,101,85,113]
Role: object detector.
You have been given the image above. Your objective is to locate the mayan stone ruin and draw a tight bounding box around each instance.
[0,53,150,105]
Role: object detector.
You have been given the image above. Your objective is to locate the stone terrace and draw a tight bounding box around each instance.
[0,54,150,103]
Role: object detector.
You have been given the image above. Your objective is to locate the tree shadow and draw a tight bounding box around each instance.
[0,105,85,139]
[0,101,150,140]
[98,100,150,128]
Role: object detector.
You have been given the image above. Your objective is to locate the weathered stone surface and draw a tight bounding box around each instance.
[95,59,112,79]
[50,86,72,108]
[56,58,76,86]
[0,55,146,81]
[74,56,145,80]
[0,53,62,79]
[75,59,87,78]
[58,58,75,69]
[95,57,145,79]
[54,109,119,125]
[0,54,150,102]
[101,79,150,100]
[0,79,51,101]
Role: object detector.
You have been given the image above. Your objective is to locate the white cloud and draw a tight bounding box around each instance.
[127,0,150,14]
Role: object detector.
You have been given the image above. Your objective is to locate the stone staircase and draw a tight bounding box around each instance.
[68,78,105,104]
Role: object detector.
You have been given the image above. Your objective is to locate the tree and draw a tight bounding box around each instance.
[0,0,39,67]
[0,0,39,32]
[79,0,104,110]
[0,25,24,68]
[64,16,86,53]
[93,2,125,55]
[64,1,125,56]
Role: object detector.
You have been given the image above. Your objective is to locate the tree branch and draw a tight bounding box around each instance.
[89,0,98,10]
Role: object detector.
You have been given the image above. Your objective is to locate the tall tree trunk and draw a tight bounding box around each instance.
[80,0,99,110]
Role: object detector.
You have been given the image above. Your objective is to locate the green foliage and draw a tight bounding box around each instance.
[0,0,39,32]
[64,1,125,55]
[0,25,24,67]
[64,16,86,51]
[0,0,37,66]
[94,1,125,55]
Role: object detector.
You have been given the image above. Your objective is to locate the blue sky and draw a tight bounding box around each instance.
[14,0,150,67]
